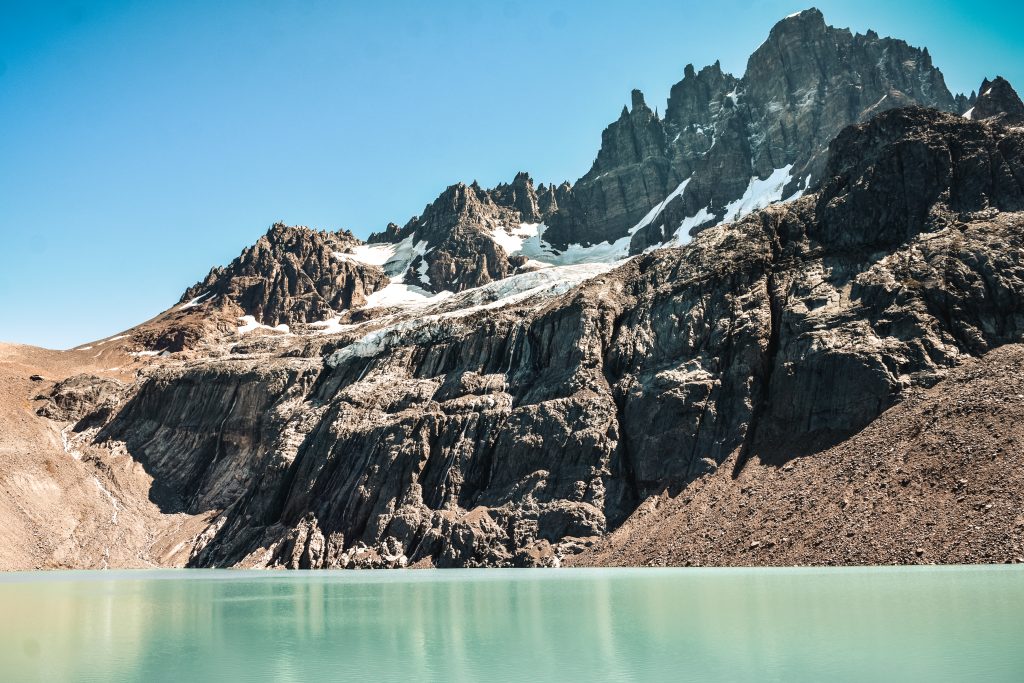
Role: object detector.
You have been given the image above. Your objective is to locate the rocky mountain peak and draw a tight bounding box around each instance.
[768,7,827,37]
[969,76,1024,124]
[490,171,541,223]
[167,11,1014,339]
[665,60,735,132]
[541,9,960,252]
[178,223,389,328]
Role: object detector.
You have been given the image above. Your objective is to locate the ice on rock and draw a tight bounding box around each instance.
[334,235,429,279]
[488,179,694,269]
[722,165,795,223]
[326,262,613,367]
[673,206,716,245]
[237,315,289,335]
[179,291,213,309]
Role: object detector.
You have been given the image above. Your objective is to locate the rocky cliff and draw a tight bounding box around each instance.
[162,9,976,322]
[12,10,1024,571]
[179,223,389,327]
[83,105,1024,568]
[543,8,962,252]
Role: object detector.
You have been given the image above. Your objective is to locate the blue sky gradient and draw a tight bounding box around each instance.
[2,0,1022,348]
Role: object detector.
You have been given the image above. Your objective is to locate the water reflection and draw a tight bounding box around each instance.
[1,567,1022,682]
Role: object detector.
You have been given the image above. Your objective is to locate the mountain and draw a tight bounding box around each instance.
[966,75,1024,124]
[5,9,1024,570]
[170,7,969,320]
[544,8,960,251]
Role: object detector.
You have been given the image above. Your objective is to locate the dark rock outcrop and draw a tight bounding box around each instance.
[38,374,127,425]
[573,343,1024,568]
[968,76,1024,124]
[180,223,390,326]
[543,8,961,250]
[371,182,528,294]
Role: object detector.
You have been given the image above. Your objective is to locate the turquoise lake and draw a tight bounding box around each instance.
[1,566,1022,682]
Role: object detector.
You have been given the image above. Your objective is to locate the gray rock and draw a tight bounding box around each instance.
[969,76,1024,124]
[38,374,127,425]
[180,223,390,326]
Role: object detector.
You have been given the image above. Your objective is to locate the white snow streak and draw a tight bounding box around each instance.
[326,263,612,367]
[334,234,428,280]
[179,291,213,309]
[362,283,452,310]
[722,165,795,223]
[237,315,289,335]
[673,206,715,245]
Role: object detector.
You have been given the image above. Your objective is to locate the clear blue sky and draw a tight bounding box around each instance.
[2,0,1022,349]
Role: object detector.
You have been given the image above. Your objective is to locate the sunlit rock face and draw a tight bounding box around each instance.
[94,106,1024,568]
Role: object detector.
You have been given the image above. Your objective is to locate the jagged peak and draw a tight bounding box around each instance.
[263,222,356,244]
[771,7,826,34]
[970,76,1024,123]
[631,88,648,112]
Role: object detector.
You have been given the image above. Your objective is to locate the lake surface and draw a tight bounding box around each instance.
[1,566,1022,682]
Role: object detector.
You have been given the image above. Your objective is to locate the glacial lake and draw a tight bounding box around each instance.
[1,566,1022,682]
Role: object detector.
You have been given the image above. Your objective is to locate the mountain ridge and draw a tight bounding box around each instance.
[60,103,1024,569]
[168,7,974,330]
[4,9,1024,571]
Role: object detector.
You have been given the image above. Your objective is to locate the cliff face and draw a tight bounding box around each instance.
[190,8,964,302]
[542,8,962,252]
[13,10,1024,571]
[88,108,1024,568]
[572,343,1024,567]
[180,223,390,327]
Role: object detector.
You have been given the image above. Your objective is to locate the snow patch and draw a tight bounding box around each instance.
[309,316,354,335]
[179,291,213,309]
[673,206,716,245]
[237,315,289,335]
[963,107,974,119]
[362,283,452,310]
[490,223,540,255]
[414,249,433,287]
[722,165,795,223]
[333,234,428,281]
